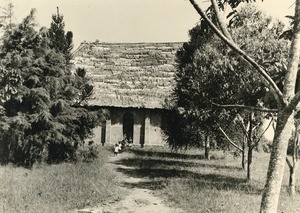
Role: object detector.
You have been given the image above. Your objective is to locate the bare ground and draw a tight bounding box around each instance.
[77,153,183,213]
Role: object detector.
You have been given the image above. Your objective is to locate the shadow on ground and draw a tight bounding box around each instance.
[113,156,262,195]
[127,149,210,160]
[114,158,242,171]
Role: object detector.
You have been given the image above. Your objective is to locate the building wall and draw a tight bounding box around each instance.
[91,107,166,146]
[91,125,102,144]
[149,112,165,145]
[110,109,125,144]
[91,125,105,145]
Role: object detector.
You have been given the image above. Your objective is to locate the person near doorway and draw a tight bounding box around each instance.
[114,143,119,156]
[118,141,122,152]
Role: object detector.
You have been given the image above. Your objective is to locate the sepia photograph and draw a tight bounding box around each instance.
[0,0,299,212]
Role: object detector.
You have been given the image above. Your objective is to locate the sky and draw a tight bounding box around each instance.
[0,0,296,49]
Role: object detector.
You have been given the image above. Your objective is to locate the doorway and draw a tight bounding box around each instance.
[123,112,134,143]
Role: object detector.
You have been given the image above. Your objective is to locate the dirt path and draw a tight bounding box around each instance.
[78,154,183,213]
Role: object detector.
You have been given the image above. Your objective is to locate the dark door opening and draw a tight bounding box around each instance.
[123,112,134,143]
[101,122,106,146]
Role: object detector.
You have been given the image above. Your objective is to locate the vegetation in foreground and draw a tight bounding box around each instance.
[1,144,298,213]
[0,147,125,213]
[115,146,300,213]
[185,1,300,211]
[0,4,104,167]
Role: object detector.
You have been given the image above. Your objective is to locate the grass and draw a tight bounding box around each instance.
[114,146,300,213]
[0,146,126,213]
[1,145,299,212]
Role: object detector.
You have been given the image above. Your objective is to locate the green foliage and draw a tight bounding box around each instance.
[162,110,204,150]
[165,5,289,149]
[76,140,99,162]
[279,16,294,41]
[0,2,14,34]
[48,8,73,62]
[0,9,103,166]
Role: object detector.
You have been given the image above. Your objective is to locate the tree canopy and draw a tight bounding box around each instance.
[166,5,289,150]
[0,9,102,167]
[48,7,73,62]
[187,0,300,211]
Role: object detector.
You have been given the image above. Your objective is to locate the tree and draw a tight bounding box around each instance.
[0,9,102,166]
[286,119,300,195]
[172,5,287,181]
[187,0,300,212]
[0,1,14,30]
[163,18,240,159]
[163,21,211,158]
[280,15,300,196]
[48,7,73,62]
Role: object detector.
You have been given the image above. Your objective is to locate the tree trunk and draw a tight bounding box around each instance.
[205,134,210,160]
[289,166,296,195]
[288,124,300,195]
[187,1,300,211]
[247,112,254,181]
[286,157,299,196]
[247,147,253,181]
[261,0,300,210]
[242,136,246,170]
[260,111,294,212]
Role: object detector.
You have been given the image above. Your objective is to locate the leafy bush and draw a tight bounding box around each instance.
[0,9,103,166]
[76,141,99,162]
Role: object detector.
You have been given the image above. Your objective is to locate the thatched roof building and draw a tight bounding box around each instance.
[72,42,182,109]
[72,42,183,146]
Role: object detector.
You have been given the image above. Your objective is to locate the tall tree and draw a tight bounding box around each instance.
[187,0,300,212]
[164,17,239,159]
[171,5,287,180]
[0,9,101,166]
[0,1,14,30]
[48,7,73,62]
[280,15,300,196]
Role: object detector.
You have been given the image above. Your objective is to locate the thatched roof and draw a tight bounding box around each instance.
[72,42,182,109]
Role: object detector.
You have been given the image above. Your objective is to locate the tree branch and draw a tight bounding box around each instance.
[75,87,94,106]
[288,90,300,111]
[188,0,284,105]
[217,123,244,152]
[286,157,293,170]
[210,101,278,113]
[210,0,233,41]
[283,0,300,100]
